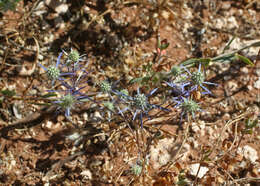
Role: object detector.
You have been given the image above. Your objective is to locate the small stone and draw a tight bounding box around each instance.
[221,2,231,10]
[38,54,44,61]
[81,170,92,180]
[93,111,103,120]
[83,112,88,121]
[214,18,225,29]
[45,121,53,129]
[161,10,170,19]
[240,145,258,163]
[240,67,248,74]
[227,16,238,29]
[226,81,238,92]
[189,163,209,178]
[224,75,232,81]
[191,122,200,133]
[247,85,253,91]
[254,77,260,89]
[255,68,260,77]
[45,0,68,14]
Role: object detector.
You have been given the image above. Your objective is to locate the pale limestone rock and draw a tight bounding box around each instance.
[189,163,209,178]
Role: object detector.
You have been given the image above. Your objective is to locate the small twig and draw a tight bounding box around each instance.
[234,177,260,184]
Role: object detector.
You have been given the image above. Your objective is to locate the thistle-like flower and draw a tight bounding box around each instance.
[53,91,91,118]
[99,80,112,94]
[118,88,169,127]
[170,65,182,76]
[63,48,86,67]
[56,94,76,118]
[185,63,217,95]
[50,76,92,118]
[38,52,73,85]
[180,98,201,118]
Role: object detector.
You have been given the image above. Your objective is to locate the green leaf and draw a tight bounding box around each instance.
[41,92,58,98]
[235,53,254,66]
[223,36,236,53]
[28,102,52,106]
[1,89,16,97]
[129,76,151,84]
[180,58,211,67]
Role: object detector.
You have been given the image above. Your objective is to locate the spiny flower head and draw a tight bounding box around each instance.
[99,81,112,93]
[191,71,205,85]
[46,66,60,81]
[184,63,217,95]
[170,65,182,76]
[59,94,76,109]
[134,93,148,109]
[68,49,80,62]
[103,101,114,111]
[63,48,85,67]
[181,98,200,118]
[118,88,169,127]
[38,52,69,85]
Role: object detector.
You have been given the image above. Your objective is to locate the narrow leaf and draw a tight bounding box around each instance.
[235,53,254,66]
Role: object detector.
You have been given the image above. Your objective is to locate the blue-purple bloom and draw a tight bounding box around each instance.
[38,52,73,85]
[62,48,86,67]
[118,88,169,127]
[53,82,92,118]
[184,63,217,95]
[180,98,201,119]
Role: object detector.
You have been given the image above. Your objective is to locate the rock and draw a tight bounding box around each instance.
[81,170,92,180]
[226,16,238,30]
[254,77,260,89]
[45,0,68,14]
[191,122,200,133]
[225,81,238,93]
[150,138,175,169]
[240,67,249,74]
[256,68,260,77]
[221,2,231,10]
[189,163,209,178]
[239,145,258,163]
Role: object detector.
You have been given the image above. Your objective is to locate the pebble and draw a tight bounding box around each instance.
[221,2,231,10]
[239,145,258,163]
[191,122,200,133]
[80,170,92,180]
[254,77,260,89]
[240,67,248,74]
[247,85,253,91]
[226,81,238,93]
[256,68,260,77]
[189,163,209,178]
[45,0,68,14]
[45,121,53,129]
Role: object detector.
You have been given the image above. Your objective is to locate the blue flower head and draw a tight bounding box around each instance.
[38,52,73,85]
[99,80,112,94]
[180,98,201,119]
[57,94,76,118]
[185,63,217,95]
[118,88,169,127]
[63,48,86,67]
[170,65,182,76]
[53,90,91,118]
